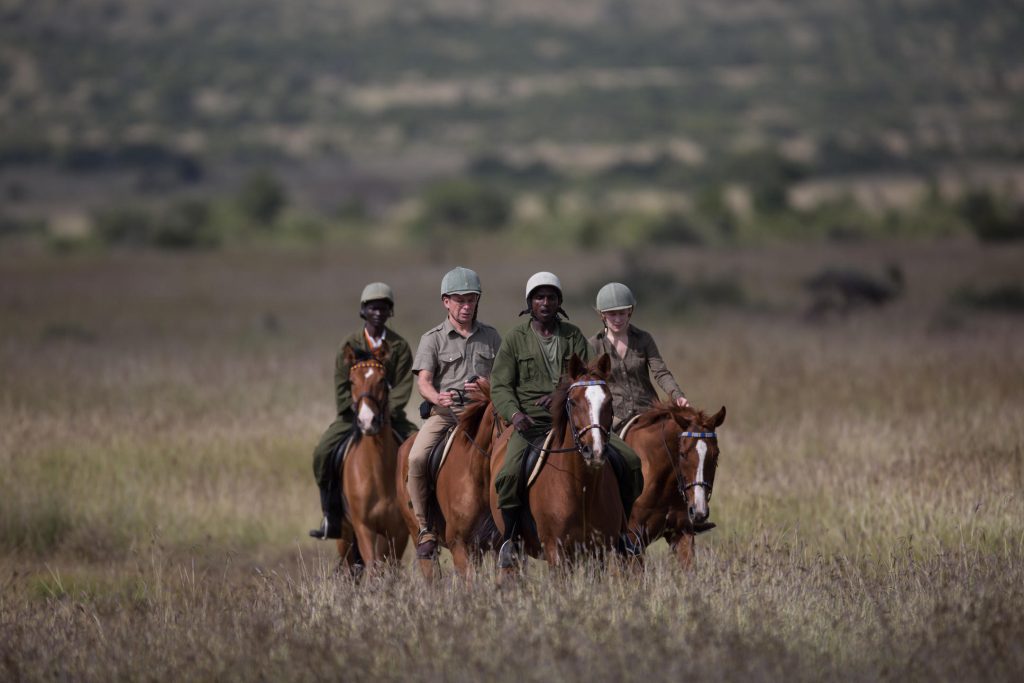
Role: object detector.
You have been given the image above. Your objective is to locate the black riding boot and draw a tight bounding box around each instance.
[497,507,521,569]
[309,482,344,540]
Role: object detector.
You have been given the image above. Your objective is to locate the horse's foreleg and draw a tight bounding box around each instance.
[450,540,476,584]
[671,532,696,570]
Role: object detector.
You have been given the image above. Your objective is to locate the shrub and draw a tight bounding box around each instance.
[91,206,155,246]
[237,170,288,227]
[152,199,218,249]
[960,190,1024,242]
[415,180,510,235]
[954,284,1024,313]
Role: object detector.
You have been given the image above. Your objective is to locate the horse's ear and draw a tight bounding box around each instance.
[375,340,391,361]
[711,406,726,428]
[343,344,357,366]
[593,352,611,379]
[568,353,585,379]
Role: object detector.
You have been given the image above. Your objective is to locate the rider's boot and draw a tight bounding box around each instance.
[415,525,438,560]
[497,507,522,569]
[309,483,343,540]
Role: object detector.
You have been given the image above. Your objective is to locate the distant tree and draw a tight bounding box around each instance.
[238,170,287,226]
[417,180,510,234]
[960,190,1024,242]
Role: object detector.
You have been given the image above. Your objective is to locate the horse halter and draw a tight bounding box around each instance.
[565,379,611,455]
[662,425,718,498]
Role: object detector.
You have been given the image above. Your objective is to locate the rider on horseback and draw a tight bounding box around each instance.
[406,267,502,559]
[589,282,689,431]
[309,282,417,540]
[490,272,645,566]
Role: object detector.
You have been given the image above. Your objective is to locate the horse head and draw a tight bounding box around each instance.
[671,405,726,527]
[345,344,390,435]
[553,353,614,470]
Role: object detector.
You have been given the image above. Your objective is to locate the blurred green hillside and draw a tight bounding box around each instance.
[1,0,1023,247]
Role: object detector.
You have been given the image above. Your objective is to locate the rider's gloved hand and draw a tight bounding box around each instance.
[535,394,553,410]
[511,411,534,432]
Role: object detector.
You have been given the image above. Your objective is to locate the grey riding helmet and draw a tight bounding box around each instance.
[595,282,635,312]
[441,267,482,296]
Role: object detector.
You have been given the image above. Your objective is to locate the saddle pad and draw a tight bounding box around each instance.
[426,425,460,483]
[617,414,642,441]
[525,429,558,488]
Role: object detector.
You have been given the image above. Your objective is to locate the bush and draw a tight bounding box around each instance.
[237,170,288,227]
[92,206,155,246]
[960,191,1024,242]
[152,199,218,249]
[954,284,1024,313]
[415,180,510,235]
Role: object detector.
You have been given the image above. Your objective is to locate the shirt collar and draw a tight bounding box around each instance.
[444,316,478,338]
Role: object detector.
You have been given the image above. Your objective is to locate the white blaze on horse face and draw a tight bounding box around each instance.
[584,385,606,458]
[356,367,379,431]
[693,440,709,515]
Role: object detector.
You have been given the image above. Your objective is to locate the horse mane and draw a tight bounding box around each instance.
[457,378,492,438]
[631,402,711,431]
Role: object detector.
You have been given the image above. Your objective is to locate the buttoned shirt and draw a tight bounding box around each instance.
[589,325,684,422]
[413,317,502,394]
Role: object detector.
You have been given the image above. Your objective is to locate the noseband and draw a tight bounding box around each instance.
[662,425,718,498]
[565,379,611,455]
[541,379,612,455]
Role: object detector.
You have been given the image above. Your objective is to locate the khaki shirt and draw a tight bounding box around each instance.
[413,318,502,394]
[589,325,684,422]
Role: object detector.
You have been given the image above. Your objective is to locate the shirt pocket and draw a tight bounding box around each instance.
[473,348,496,378]
[439,350,464,379]
[517,355,537,383]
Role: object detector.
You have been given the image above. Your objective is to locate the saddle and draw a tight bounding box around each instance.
[616,414,642,441]
[426,425,461,486]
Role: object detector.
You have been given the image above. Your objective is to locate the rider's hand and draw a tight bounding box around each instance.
[437,391,455,408]
[535,394,553,410]
[511,412,534,432]
[675,396,690,409]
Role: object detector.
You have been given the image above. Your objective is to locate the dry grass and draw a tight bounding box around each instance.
[1,240,1023,681]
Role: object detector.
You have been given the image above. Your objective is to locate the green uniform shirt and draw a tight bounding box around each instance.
[334,326,414,421]
[490,318,591,423]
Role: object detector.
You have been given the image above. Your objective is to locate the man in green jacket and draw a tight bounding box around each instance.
[309,282,416,540]
[490,272,644,565]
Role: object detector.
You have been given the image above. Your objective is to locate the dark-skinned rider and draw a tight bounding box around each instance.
[309,282,416,540]
[489,272,644,567]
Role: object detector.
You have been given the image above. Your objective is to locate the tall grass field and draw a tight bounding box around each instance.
[1,240,1022,681]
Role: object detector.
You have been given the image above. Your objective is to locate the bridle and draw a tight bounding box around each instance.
[660,421,718,499]
[351,359,388,429]
[543,378,612,455]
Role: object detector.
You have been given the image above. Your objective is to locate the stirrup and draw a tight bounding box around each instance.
[416,528,438,560]
[309,515,342,540]
[497,539,520,569]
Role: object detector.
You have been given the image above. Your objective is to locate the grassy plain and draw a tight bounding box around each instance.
[1,239,1023,681]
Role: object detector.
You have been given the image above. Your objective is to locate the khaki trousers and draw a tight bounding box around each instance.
[406,410,458,529]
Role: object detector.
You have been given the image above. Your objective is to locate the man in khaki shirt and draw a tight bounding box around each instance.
[407,267,502,559]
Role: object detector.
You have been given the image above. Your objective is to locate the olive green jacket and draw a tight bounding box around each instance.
[334,327,414,421]
[589,325,684,421]
[490,318,590,423]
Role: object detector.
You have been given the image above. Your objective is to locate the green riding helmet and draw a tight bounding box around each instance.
[595,282,636,312]
[441,267,482,296]
[360,282,394,305]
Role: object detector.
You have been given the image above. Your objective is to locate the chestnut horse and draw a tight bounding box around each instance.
[489,353,623,573]
[396,380,502,580]
[624,404,726,569]
[335,346,409,569]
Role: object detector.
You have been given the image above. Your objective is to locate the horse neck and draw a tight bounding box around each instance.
[631,416,688,498]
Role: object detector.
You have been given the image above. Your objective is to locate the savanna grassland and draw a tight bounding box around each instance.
[1,239,1023,681]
